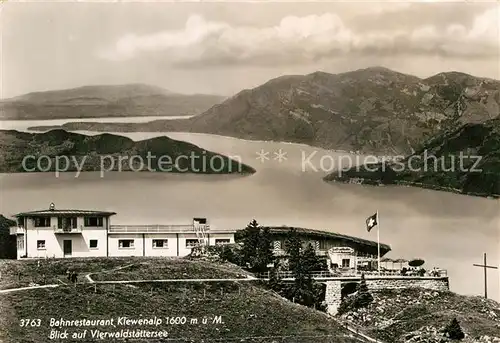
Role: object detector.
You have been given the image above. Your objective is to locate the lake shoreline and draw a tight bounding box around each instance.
[324,178,500,200]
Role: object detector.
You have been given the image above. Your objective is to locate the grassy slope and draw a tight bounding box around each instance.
[0,258,358,343]
[340,288,500,342]
[0,257,250,289]
[0,129,255,174]
[324,118,500,198]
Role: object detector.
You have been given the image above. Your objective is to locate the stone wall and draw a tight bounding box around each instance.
[365,277,449,292]
[324,277,449,315]
[325,280,342,315]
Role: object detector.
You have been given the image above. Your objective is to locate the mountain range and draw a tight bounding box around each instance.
[0,84,225,120]
[27,67,500,155]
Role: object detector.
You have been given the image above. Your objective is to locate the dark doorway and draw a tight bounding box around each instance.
[341,282,358,299]
[63,240,72,257]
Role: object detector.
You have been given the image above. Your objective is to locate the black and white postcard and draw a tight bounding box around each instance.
[0,1,499,342]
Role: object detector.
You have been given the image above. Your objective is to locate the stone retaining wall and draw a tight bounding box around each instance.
[365,277,449,292]
[325,277,449,315]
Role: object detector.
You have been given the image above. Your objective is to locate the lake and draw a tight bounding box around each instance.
[0,120,498,301]
[0,115,193,131]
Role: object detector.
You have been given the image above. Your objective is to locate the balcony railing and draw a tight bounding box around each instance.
[109,224,209,234]
[53,226,82,234]
[9,226,25,235]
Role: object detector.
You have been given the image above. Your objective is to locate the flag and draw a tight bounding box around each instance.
[366,212,378,232]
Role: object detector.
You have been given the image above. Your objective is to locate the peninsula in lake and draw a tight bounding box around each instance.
[325,118,500,198]
[0,129,255,174]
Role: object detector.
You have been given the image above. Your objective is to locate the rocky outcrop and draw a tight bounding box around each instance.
[338,288,500,343]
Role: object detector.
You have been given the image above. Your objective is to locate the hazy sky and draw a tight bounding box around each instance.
[1,1,499,98]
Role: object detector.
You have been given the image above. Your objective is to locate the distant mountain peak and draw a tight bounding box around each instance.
[0,84,226,120]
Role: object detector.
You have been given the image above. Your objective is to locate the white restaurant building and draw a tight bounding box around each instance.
[9,204,236,259]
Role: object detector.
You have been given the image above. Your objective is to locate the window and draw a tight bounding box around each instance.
[342,258,351,268]
[186,239,199,248]
[34,217,51,227]
[118,240,134,249]
[89,240,98,249]
[152,239,168,248]
[84,217,103,227]
[319,240,329,250]
[215,239,230,245]
[58,217,77,230]
[37,240,46,250]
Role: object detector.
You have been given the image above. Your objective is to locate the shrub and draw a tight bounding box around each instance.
[354,274,374,308]
[444,318,465,340]
[337,274,374,316]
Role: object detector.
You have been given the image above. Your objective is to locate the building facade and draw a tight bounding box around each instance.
[9,204,235,259]
[263,226,391,273]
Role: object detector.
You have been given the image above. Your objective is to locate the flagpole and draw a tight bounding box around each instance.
[377,210,380,275]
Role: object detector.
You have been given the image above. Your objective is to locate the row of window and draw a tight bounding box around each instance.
[36,239,99,250]
[330,259,352,268]
[119,238,231,249]
[35,238,231,250]
[273,240,321,250]
[273,240,354,251]
[33,217,104,228]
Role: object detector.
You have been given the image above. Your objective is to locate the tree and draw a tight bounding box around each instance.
[284,229,302,272]
[444,318,465,340]
[353,274,374,308]
[0,215,17,259]
[302,243,322,272]
[268,264,282,293]
[408,258,425,267]
[254,227,274,272]
[285,235,319,307]
[240,219,261,268]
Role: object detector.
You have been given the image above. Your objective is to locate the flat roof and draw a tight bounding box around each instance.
[14,209,117,217]
[260,226,391,254]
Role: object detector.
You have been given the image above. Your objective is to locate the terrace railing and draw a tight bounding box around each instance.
[254,268,447,279]
[109,224,209,234]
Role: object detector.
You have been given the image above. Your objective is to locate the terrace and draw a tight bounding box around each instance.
[109,224,236,234]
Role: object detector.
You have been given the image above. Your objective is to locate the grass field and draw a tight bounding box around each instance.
[0,257,251,289]
[0,257,359,343]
